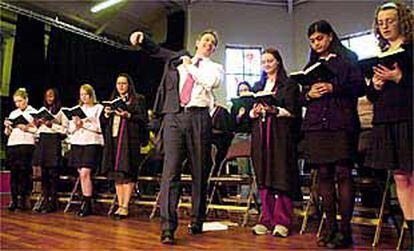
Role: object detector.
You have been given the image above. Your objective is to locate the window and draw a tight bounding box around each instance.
[341,32,380,60]
[225,46,262,100]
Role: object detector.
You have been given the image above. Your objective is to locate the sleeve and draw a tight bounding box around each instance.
[280,81,301,118]
[395,49,413,87]
[130,96,149,145]
[140,35,175,62]
[330,61,365,98]
[129,96,148,125]
[187,63,223,91]
[82,105,103,133]
[365,81,382,103]
[51,111,68,134]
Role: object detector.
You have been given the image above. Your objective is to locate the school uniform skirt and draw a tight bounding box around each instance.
[67,144,102,170]
[300,130,358,165]
[32,133,62,167]
[365,121,412,173]
[6,144,35,170]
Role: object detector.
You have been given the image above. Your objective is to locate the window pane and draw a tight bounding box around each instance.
[225,48,244,73]
[244,75,260,88]
[225,46,262,100]
[244,49,261,75]
[226,74,241,99]
[349,33,380,59]
[342,33,380,60]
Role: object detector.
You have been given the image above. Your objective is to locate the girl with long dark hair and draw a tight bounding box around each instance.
[300,20,365,248]
[101,73,148,219]
[250,48,301,238]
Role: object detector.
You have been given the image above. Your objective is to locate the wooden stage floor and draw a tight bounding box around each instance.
[0,205,404,250]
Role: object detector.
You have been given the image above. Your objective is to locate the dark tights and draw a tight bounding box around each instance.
[10,165,32,201]
[41,166,59,201]
[318,162,354,236]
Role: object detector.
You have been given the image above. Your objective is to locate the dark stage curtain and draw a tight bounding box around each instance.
[46,27,163,107]
[9,15,46,109]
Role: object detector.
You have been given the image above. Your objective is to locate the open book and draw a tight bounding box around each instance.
[290,61,335,86]
[61,106,87,120]
[8,115,30,126]
[101,97,128,111]
[30,107,55,121]
[358,47,405,78]
[231,91,276,111]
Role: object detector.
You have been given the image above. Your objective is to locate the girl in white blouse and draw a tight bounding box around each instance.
[66,84,104,217]
[4,88,37,211]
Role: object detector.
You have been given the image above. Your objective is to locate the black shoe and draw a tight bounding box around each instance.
[18,196,31,211]
[8,201,18,211]
[41,199,58,213]
[113,207,129,220]
[77,200,92,217]
[188,223,203,235]
[160,230,174,245]
[108,205,119,218]
[326,232,353,249]
[316,231,336,247]
[33,197,47,213]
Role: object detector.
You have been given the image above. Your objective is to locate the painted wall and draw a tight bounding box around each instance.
[186,0,388,102]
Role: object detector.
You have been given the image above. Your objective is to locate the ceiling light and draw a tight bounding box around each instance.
[91,0,124,13]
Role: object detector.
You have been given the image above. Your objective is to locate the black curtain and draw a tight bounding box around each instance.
[46,27,160,107]
[9,15,45,109]
[162,10,185,51]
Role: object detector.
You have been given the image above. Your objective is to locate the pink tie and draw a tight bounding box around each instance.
[180,58,202,106]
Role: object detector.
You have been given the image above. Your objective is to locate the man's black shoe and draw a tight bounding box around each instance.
[160,230,174,245]
[188,223,203,235]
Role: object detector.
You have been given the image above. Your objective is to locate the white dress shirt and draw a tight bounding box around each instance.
[177,56,223,108]
[68,104,104,146]
[5,106,37,146]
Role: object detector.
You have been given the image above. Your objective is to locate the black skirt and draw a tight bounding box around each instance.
[300,131,358,165]
[32,133,62,167]
[67,145,102,170]
[365,121,412,172]
[6,145,35,170]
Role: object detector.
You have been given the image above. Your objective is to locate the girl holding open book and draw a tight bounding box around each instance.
[249,48,301,238]
[67,84,104,217]
[365,2,413,248]
[4,88,37,211]
[32,88,66,213]
[300,20,365,248]
[101,73,148,220]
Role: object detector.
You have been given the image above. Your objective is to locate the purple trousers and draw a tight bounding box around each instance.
[259,188,293,229]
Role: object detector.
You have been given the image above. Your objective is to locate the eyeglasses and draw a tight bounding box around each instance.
[377,18,398,27]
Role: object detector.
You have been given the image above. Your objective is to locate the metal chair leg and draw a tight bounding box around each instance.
[64,177,80,213]
[396,220,407,250]
[372,170,391,247]
[149,191,161,219]
[300,169,318,235]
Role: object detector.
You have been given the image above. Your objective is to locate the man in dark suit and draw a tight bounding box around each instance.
[130,29,223,244]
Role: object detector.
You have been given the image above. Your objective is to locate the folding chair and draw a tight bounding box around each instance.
[206,139,257,226]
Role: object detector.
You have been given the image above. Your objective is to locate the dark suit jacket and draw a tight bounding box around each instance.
[139,37,191,115]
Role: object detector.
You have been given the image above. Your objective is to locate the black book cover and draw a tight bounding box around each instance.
[9,115,30,126]
[30,107,55,121]
[290,61,335,86]
[102,97,128,111]
[61,106,87,120]
[358,47,405,78]
[231,92,277,110]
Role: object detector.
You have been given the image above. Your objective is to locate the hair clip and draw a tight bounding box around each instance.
[380,2,397,9]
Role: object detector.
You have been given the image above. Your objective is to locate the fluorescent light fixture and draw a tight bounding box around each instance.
[91,0,124,13]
